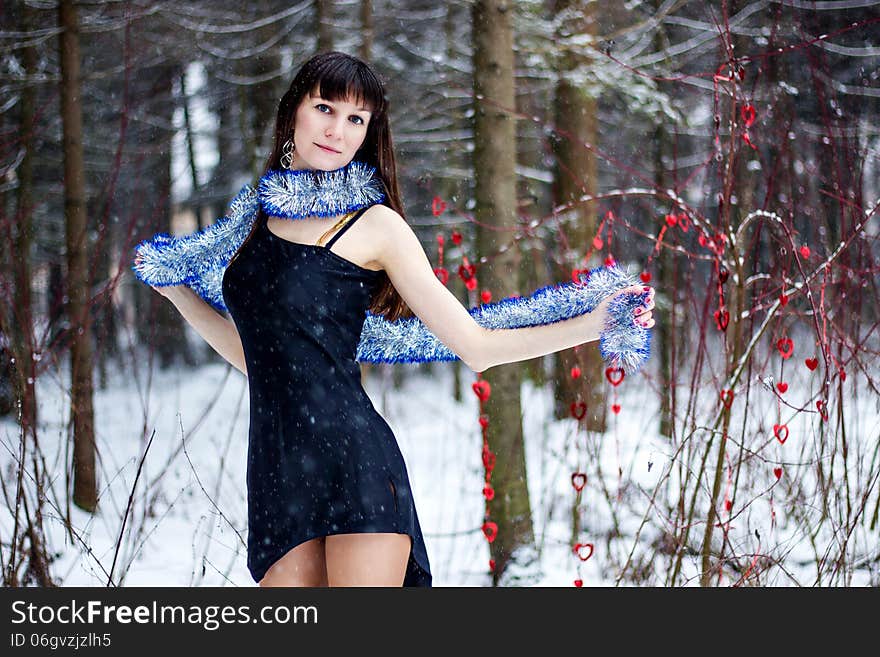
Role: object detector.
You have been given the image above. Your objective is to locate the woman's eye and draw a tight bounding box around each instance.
[316,103,330,113]
[350,116,364,125]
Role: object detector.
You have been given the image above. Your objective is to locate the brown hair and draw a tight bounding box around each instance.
[228,51,413,322]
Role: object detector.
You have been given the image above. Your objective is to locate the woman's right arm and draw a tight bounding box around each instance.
[155,284,247,376]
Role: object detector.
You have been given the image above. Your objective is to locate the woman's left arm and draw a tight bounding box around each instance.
[367,206,653,374]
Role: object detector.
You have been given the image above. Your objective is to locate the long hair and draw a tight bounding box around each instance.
[228,51,413,322]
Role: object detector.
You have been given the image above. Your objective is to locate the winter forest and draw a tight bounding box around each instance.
[1,0,878,588]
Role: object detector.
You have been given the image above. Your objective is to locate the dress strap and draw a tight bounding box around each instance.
[323,205,372,249]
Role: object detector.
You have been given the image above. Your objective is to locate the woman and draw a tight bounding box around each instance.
[134,51,655,587]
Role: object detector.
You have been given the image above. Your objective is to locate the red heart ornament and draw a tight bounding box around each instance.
[698,233,708,248]
[488,559,495,571]
[773,467,782,480]
[718,266,729,284]
[605,367,625,386]
[839,368,846,382]
[779,293,789,306]
[773,424,789,444]
[604,255,616,268]
[571,472,587,492]
[433,267,449,285]
[725,499,733,511]
[574,579,583,587]
[740,103,757,127]
[665,213,678,227]
[472,380,491,401]
[592,236,603,250]
[481,289,492,303]
[573,542,594,561]
[570,401,587,420]
[776,382,788,394]
[804,357,818,371]
[677,213,690,232]
[816,399,828,421]
[451,230,462,245]
[570,366,581,379]
[714,309,730,332]
[640,271,652,283]
[482,445,496,472]
[482,485,495,501]
[720,389,734,409]
[431,196,447,216]
[611,404,621,415]
[478,415,489,429]
[482,521,498,543]
[799,245,811,259]
[776,337,794,360]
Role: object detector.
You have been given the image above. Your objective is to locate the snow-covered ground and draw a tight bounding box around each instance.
[2,341,878,587]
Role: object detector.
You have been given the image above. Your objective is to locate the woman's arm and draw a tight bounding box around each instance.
[154,283,247,376]
[369,206,654,374]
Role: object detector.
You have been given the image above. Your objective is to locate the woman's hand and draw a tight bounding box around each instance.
[135,253,187,300]
[593,284,655,329]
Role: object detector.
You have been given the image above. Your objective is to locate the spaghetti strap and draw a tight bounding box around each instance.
[325,206,371,249]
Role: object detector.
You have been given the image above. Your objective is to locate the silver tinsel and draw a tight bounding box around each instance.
[132,180,651,375]
[258,161,386,219]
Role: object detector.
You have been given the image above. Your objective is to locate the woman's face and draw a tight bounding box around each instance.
[287,85,373,171]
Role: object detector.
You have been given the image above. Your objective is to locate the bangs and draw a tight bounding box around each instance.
[310,59,385,114]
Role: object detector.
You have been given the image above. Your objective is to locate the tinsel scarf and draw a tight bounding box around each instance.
[132,165,651,374]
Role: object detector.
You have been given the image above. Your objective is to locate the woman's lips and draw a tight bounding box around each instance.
[316,144,340,153]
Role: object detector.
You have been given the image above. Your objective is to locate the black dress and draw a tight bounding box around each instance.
[221,206,432,586]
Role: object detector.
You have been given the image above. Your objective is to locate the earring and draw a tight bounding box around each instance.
[280,136,295,169]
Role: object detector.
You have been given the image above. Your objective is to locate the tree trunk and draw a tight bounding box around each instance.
[58,0,97,513]
[472,0,539,586]
[549,0,606,433]
[317,0,334,53]
[359,0,373,61]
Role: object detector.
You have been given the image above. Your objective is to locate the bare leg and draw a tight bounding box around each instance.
[325,533,411,587]
[259,536,328,587]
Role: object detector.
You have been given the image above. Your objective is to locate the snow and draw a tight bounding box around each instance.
[2,345,878,587]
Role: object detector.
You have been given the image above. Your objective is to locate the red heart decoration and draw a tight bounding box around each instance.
[436,234,445,247]
[720,389,734,409]
[573,542,594,561]
[839,368,846,382]
[740,103,757,127]
[698,234,708,248]
[776,382,788,394]
[604,255,616,268]
[433,267,449,285]
[482,521,498,543]
[570,401,587,420]
[458,262,476,281]
[773,424,789,444]
[571,268,590,285]
[451,230,462,245]
[488,559,495,571]
[482,484,495,501]
[725,499,733,511]
[718,266,729,284]
[816,399,828,421]
[478,414,489,429]
[481,289,492,303]
[611,404,621,415]
[799,245,810,259]
[592,236,603,250]
[482,445,496,472]
[640,271,652,283]
[574,579,583,587]
[570,366,581,379]
[776,337,794,360]
[714,309,730,332]
[472,380,491,401]
[677,213,690,232]
[431,196,447,217]
[665,213,678,227]
[571,472,587,491]
[773,467,782,480]
[605,367,625,386]
[779,293,789,306]
[804,357,818,371]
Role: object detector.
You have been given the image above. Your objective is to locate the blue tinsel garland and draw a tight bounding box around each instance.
[132,185,652,374]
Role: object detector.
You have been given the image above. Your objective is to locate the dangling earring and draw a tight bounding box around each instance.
[280,135,295,169]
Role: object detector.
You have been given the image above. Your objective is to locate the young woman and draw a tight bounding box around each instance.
[134,51,655,587]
